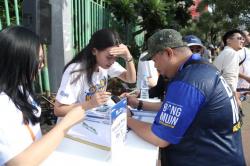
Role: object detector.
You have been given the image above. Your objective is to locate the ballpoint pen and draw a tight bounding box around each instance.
[82,122,98,135]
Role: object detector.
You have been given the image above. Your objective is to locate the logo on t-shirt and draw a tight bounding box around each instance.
[85,78,107,101]
[60,90,69,97]
[159,101,183,128]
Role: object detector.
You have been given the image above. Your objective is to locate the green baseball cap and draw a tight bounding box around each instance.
[141,29,187,61]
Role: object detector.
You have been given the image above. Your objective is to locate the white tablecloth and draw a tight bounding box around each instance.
[42,111,158,166]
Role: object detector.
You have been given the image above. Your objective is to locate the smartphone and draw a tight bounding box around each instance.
[111,95,121,103]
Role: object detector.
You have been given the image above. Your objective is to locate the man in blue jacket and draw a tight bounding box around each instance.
[127,29,246,165]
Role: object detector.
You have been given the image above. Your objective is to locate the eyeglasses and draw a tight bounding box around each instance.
[231,36,245,41]
[190,45,203,53]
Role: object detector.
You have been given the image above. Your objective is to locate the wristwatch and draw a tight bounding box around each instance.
[137,100,143,110]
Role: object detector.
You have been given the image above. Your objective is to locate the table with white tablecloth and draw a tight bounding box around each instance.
[42,108,159,166]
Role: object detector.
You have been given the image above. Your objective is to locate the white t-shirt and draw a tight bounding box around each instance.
[136,52,158,89]
[56,62,125,104]
[0,92,42,165]
[213,46,240,91]
[238,47,250,89]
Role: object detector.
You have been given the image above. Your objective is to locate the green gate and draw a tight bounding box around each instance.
[0,0,21,30]
[72,0,110,53]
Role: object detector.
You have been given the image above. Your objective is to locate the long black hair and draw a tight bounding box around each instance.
[64,28,121,85]
[0,26,41,125]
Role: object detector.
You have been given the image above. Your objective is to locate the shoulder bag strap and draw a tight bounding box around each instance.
[239,48,246,66]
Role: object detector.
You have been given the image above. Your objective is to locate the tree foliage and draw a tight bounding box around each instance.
[182,0,250,46]
[105,0,193,52]
[106,0,250,50]
[105,0,138,25]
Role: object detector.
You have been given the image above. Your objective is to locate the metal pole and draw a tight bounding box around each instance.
[75,0,79,51]
[71,0,75,55]
[14,0,20,25]
[77,0,82,50]
[0,18,2,30]
[38,70,44,93]
[4,0,11,26]
[81,0,85,47]
[85,0,91,44]
[42,44,51,97]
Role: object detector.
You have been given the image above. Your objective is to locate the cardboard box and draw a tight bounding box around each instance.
[66,98,127,151]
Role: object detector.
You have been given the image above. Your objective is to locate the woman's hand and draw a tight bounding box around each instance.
[119,91,140,109]
[87,91,111,109]
[127,95,140,109]
[109,44,132,61]
[60,106,86,131]
[119,90,139,98]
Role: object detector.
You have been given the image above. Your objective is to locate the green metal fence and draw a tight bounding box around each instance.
[71,0,145,60]
[72,0,110,53]
[0,0,21,30]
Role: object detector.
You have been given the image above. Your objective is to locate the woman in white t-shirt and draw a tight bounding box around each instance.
[0,26,86,165]
[54,28,136,117]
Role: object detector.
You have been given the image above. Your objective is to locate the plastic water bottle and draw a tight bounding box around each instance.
[140,75,149,99]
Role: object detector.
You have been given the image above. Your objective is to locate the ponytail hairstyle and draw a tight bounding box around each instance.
[64,28,121,85]
[0,26,41,125]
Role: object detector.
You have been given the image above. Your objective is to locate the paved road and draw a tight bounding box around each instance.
[242,99,250,165]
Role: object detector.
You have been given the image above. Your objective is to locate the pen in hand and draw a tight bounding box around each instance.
[127,89,139,96]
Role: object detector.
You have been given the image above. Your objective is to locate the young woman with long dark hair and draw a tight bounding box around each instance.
[0,26,86,165]
[54,28,136,117]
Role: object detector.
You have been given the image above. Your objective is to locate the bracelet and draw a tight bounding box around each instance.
[126,57,133,63]
[137,100,143,110]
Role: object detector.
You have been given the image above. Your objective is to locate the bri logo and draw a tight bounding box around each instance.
[115,108,122,115]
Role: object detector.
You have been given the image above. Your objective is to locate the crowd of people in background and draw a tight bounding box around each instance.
[0,24,249,165]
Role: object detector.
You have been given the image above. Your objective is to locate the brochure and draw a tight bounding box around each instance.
[66,98,127,151]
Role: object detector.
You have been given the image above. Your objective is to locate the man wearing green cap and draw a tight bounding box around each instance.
[126,29,245,165]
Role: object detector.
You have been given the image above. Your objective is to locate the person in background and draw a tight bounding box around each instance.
[0,26,85,165]
[137,51,167,100]
[214,45,221,57]
[136,51,159,93]
[183,35,212,62]
[213,29,244,107]
[242,30,250,48]
[136,29,168,101]
[148,75,168,100]
[237,30,250,100]
[126,29,245,165]
[183,35,204,53]
[54,28,136,117]
[207,44,216,61]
